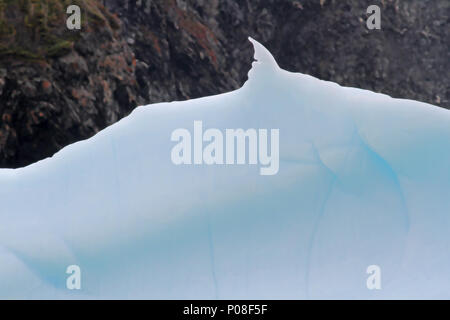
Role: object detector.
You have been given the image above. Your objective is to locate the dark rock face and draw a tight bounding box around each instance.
[106,0,449,106]
[0,1,144,168]
[0,0,448,168]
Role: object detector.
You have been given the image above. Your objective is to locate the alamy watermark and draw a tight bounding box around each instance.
[170,121,279,175]
[366,265,382,290]
[66,5,81,30]
[366,5,381,30]
[66,265,81,290]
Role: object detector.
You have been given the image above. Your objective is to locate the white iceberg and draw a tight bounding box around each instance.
[1,38,449,299]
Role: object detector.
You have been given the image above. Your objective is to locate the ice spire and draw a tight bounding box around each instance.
[246,37,280,84]
[248,37,279,69]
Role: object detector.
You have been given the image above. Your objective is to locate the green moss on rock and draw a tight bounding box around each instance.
[0,0,119,62]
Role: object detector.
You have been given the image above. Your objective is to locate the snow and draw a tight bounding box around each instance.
[1,37,450,299]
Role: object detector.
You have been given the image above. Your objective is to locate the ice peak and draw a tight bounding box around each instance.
[248,37,279,71]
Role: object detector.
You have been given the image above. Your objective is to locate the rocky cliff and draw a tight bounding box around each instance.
[0,0,448,168]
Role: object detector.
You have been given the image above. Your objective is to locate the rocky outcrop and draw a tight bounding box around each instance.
[109,0,448,105]
[0,0,448,168]
[0,0,144,167]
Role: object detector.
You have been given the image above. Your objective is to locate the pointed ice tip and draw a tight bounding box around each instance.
[248,37,279,69]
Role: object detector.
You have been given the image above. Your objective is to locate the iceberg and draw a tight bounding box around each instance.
[1,38,449,299]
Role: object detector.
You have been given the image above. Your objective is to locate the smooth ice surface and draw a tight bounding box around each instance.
[1,38,450,299]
